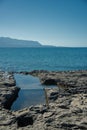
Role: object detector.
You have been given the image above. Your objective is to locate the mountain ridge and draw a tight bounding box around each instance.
[0,37,42,47]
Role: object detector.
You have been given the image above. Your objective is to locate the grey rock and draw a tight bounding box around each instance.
[0,70,87,130]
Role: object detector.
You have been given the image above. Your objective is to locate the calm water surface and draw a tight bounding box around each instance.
[11,74,56,110]
[0,47,87,72]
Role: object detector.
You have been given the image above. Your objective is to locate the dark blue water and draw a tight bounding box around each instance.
[0,47,87,72]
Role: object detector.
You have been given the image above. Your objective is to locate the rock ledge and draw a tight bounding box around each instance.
[0,70,87,130]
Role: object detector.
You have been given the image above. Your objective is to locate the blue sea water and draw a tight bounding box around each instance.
[0,47,87,72]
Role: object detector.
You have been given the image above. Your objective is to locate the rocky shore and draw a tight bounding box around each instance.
[0,72,20,109]
[0,70,87,130]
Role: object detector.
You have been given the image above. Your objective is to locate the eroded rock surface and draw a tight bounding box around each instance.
[0,71,20,109]
[0,70,87,130]
[29,70,87,95]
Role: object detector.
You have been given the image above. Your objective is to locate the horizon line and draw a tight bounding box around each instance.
[0,36,87,48]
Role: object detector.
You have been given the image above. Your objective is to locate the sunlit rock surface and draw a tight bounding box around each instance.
[0,70,87,130]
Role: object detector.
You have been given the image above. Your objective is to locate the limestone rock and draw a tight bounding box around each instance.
[0,70,87,130]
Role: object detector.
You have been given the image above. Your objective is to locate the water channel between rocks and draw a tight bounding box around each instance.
[11,74,57,110]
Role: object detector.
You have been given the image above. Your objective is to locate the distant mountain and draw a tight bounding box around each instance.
[0,37,42,47]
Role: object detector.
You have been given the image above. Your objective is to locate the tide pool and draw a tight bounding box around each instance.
[11,74,56,110]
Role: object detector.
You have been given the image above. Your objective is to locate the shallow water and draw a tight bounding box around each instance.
[11,89,45,110]
[11,74,56,110]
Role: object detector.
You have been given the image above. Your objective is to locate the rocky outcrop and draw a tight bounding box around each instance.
[1,93,87,130]
[0,71,20,109]
[29,70,87,95]
[0,70,87,130]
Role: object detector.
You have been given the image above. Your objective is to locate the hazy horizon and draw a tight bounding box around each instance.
[0,0,87,47]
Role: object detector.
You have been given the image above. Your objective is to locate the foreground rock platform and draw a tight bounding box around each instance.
[0,70,87,130]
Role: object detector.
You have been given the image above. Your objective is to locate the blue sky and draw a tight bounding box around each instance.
[0,0,87,47]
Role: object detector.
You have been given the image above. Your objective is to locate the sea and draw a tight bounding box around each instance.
[0,47,87,72]
[0,47,87,110]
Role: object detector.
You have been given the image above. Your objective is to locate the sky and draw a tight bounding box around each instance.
[0,0,87,47]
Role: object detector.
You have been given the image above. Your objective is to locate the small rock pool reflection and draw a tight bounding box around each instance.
[11,74,56,110]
